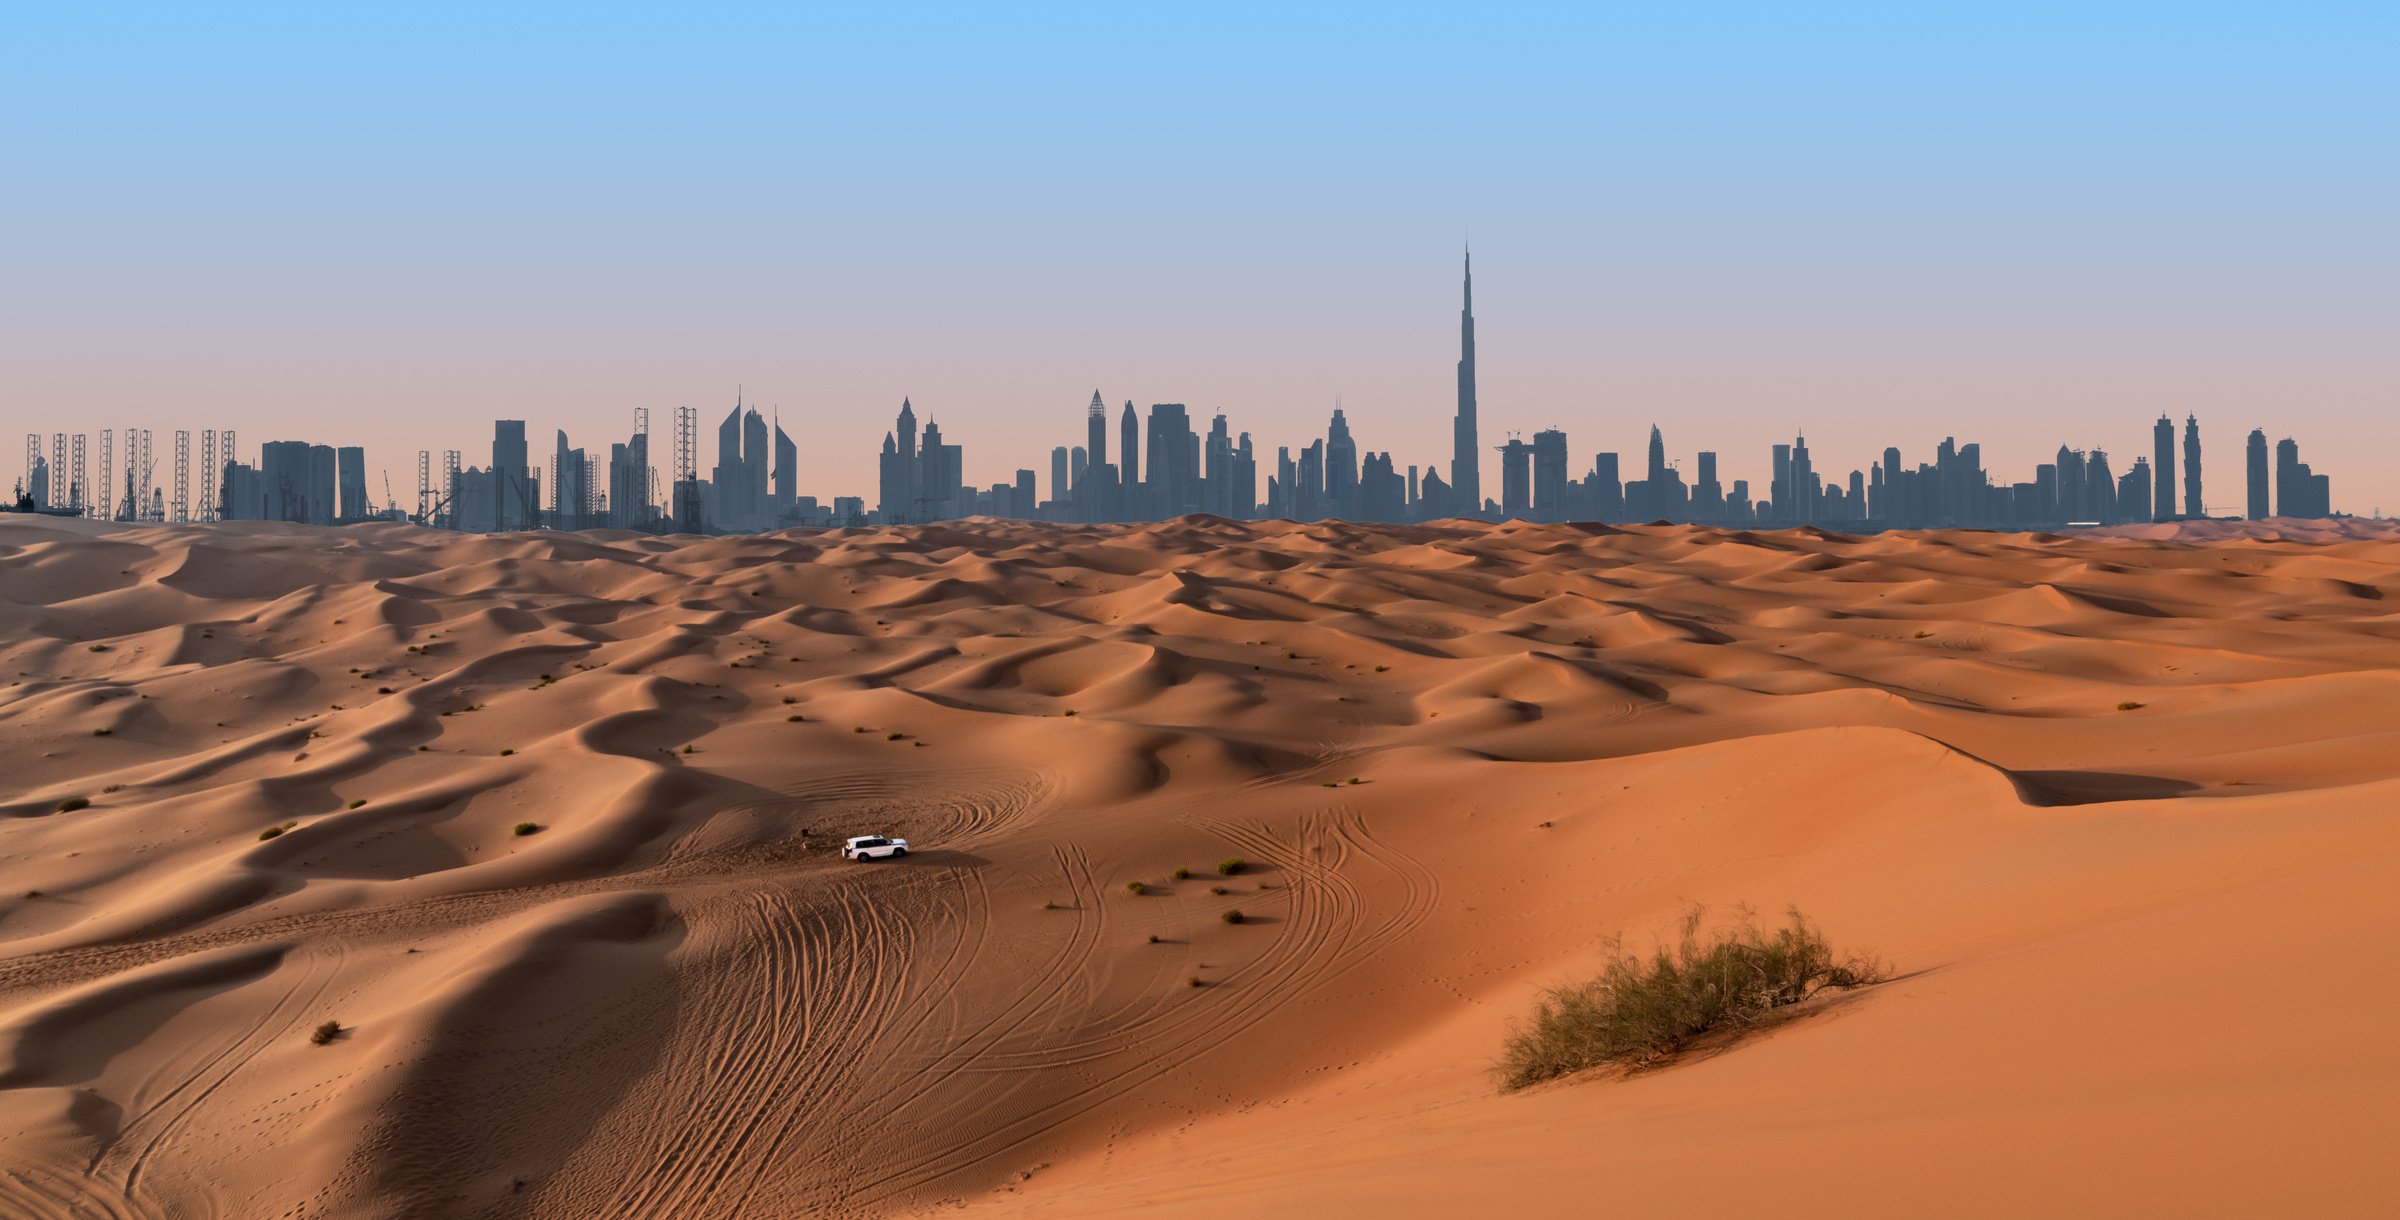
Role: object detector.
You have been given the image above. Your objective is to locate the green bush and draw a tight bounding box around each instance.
[1497,908,1883,1091]
[1171,867,1191,881]
[1125,881,1149,896]
[1221,909,1245,924]
[56,797,89,813]
[512,822,542,837]
[1216,857,1245,877]
[258,825,286,841]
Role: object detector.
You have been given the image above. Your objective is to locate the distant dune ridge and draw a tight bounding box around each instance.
[2,513,2397,1219]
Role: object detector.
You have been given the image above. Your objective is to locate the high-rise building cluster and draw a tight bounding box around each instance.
[12,251,2356,532]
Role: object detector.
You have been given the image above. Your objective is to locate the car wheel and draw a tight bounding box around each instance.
[890,847,907,858]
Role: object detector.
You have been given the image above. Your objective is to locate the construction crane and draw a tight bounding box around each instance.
[383,471,398,515]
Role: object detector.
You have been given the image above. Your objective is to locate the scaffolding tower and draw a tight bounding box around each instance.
[440,449,461,530]
[96,431,111,520]
[71,434,86,514]
[416,450,431,524]
[173,431,190,522]
[52,434,66,511]
[134,429,154,521]
[22,435,36,506]
[673,405,699,529]
[201,430,218,522]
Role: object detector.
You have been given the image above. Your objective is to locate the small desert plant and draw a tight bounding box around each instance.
[309,1020,342,1046]
[1188,976,1205,988]
[1210,885,1229,896]
[1148,934,1161,944]
[258,824,290,841]
[1216,857,1245,877]
[2117,701,2145,711]
[498,748,515,756]
[348,799,367,809]
[1043,900,1059,911]
[887,732,904,741]
[88,643,109,652]
[1496,907,1883,1091]
[512,822,542,836]
[854,726,869,733]
[56,797,89,813]
[1063,709,1078,717]
[1125,881,1149,896]
[1171,867,1193,881]
[92,728,112,737]
[1913,630,1932,639]
[1221,909,1246,925]
[787,715,804,722]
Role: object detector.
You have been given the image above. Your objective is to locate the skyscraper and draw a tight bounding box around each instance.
[337,446,367,521]
[492,420,529,531]
[1498,436,1532,520]
[2153,414,2177,521]
[1325,407,1357,519]
[2245,429,2270,520]
[772,415,796,519]
[1451,249,1480,514]
[1532,428,1568,521]
[2182,414,2203,518]
[1119,402,1140,518]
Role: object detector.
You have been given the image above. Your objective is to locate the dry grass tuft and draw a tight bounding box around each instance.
[1498,907,1883,1091]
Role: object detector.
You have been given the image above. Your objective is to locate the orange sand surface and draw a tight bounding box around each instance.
[2,515,2395,1218]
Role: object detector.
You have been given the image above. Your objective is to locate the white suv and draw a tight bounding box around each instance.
[842,834,910,861]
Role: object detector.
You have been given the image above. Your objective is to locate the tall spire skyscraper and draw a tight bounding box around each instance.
[1451,248,1481,514]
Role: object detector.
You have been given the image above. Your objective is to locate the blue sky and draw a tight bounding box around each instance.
[5,2,2394,511]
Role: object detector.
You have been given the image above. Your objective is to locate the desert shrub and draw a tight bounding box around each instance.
[1148,934,1161,944]
[92,728,112,737]
[1221,909,1245,925]
[788,715,804,722]
[887,732,904,741]
[56,797,89,813]
[1216,857,1245,877]
[348,799,367,809]
[1497,908,1883,1091]
[88,643,109,652]
[2117,701,2145,711]
[1171,867,1192,881]
[309,1020,342,1046]
[258,825,285,841]
[1125,881,1149,896]
[1209,885,1228,896]
[1043,901,1058,911]
[512,822,542,837]
[498,748,514,756]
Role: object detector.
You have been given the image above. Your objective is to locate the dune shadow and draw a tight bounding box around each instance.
[2016,769,2203,806]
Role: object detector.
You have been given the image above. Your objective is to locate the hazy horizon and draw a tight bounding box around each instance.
[5,3,2394,514]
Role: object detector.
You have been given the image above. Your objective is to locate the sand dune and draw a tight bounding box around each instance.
[2,514,2396,1218]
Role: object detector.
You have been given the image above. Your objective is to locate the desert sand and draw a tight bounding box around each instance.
[2,514,2396,1218]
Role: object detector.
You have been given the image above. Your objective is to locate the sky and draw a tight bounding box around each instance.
[4,2,2395,515]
